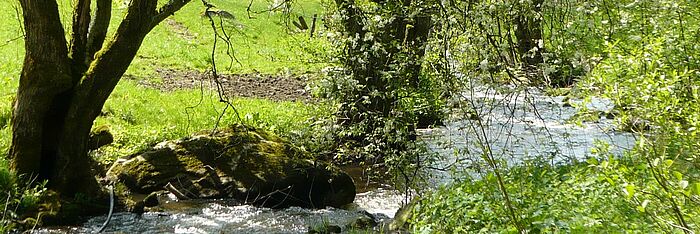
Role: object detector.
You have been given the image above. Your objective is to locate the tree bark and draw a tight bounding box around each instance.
[86,0,113,65]
[70,0,92,74]
[11,0,72,183]
[11,0,192,201]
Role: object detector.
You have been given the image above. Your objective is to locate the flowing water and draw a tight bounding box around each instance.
[423,85,636,182]
[37,187,403,233]
[38,85,636,233]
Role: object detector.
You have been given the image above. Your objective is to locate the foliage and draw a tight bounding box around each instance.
[592,139,700,232]
[0,165,48,232]
[575,15,700,232]
[0,0,697,231]
[409,0,700,232]
[434,0,700,88]
[410,156,663,233]
[574,1,700,231]
[314,0,446,177]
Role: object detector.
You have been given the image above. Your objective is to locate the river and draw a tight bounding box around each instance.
[38,84,636,233]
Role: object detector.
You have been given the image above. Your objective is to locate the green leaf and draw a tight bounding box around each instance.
[586,157,598,165]
[672,171,683,181]
[624,184,636,198]
[664,159,675,168]
[636,200,649,213]
[693,183,700,195]
[606,177,615,186]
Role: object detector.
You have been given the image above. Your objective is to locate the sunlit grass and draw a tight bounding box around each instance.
[0,0,322,230]
[127,0,331,76]
[92,80,327,161]
[0,0,331,157]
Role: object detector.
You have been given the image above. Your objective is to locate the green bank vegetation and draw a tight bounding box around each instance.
[3,0,700,232]
[407,0,700,233]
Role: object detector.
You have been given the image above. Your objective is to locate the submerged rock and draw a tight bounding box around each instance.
[345,210,378,230]
[106,124,355,209]
[307,224,342,234]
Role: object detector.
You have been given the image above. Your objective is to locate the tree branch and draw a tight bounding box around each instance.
[18,0,72,89]
[86,0,112,65]
[69,0,92,75]
[151,0,193,29]
[66,0,193,126]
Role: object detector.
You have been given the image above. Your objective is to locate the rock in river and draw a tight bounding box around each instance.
[106,124,355,209]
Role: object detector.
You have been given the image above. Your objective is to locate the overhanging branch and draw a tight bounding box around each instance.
[86,0,112,65]
[152,0,193,28]
[70,0,92,75]
[71,0,193,122]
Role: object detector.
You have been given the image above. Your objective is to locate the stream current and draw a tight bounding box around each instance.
[38,85,636,233]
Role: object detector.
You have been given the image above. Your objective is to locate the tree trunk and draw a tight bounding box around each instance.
[11,0,74,186]
[391,0,432,88]
[11,0,192,205]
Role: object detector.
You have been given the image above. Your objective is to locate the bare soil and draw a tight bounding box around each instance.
[132,68,311,102]
[165,19,198,41]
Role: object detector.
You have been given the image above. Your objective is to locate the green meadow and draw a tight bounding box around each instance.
[0,0,331,162]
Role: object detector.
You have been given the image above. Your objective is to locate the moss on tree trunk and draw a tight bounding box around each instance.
[11,0,192,223]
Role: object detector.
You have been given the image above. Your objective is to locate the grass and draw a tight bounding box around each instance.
[123,0,332,76]
[0,0,332,169]
[0,2,23,157]
[92,80,326,162]
[0,0,331,155]
[0,1,331,228]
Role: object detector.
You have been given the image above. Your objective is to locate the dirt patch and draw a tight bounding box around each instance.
[132,68,311,102]
[165,19,197,41]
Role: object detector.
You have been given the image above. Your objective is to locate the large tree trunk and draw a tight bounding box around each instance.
[11,0,74,187]
[11,0,192,205]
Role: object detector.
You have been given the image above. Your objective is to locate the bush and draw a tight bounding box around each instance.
[410,158,659,233]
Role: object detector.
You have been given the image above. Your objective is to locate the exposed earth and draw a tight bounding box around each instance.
[132,68,311,102]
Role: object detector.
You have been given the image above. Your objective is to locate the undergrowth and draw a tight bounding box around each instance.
[409,0,700,232]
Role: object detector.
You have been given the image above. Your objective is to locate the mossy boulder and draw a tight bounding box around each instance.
[88,125,114,150]
[106,125,355,209]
